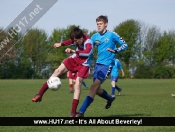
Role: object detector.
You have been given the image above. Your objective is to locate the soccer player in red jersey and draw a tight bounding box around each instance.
[32,27,93,117]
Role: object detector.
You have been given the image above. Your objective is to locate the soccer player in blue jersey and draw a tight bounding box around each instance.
[110,59,125,97]
[76,15,128,117]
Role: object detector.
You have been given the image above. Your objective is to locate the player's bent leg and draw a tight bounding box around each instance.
[32,63,68,103]
[88,79,101,98]
[51,63,68,77]
[31,82,48,102]
[76,80,100,117]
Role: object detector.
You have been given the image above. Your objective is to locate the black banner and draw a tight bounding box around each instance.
[0,117,175,126]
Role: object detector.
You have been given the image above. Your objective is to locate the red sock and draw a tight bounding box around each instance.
[71,99,79,114]
[39,82,48,96]
[69,84,73,89]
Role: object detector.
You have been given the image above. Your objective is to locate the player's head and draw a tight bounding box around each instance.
[96,15,108,34]
[70,26,84,45]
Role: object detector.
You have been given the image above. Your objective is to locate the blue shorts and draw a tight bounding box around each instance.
[110,76,118,82]
[93,64,112,83]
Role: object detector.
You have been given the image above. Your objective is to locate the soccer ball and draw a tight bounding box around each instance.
[47,77,61,91]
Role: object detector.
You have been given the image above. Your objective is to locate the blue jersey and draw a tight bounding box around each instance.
[111,59,123,76]
[91,30,128,66]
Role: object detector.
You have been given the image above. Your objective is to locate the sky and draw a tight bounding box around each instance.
[0,0,175,36]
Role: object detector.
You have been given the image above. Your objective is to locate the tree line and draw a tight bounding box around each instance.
[0,20,175,79]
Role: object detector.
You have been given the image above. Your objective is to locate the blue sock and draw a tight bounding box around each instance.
[78,96,93,114]
[99,89,112,101]
[111,87,115,95]
[115,85,121,91]
[82,81,87,88]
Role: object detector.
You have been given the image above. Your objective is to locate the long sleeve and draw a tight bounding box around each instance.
[61,39,74,46]
[75,41,93,57]
[113,32,128,53]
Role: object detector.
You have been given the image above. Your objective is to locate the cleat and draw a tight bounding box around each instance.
[172,94,175,98]
[105,97,115,109]
[76,112,84,117]
[118,88,122,96]
[70,89,74,93]
[70,113,76,117]
[111,94,115,98]
[84,86,88,89]
[32,94,42,102]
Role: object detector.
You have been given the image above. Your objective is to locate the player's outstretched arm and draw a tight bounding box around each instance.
[54,43,62,48]
[54,39,74,48]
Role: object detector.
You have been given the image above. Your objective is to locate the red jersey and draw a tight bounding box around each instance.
[61,34,93,66]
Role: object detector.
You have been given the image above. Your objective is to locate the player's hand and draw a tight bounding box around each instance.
[106,48,115,53]
[71,50,76,53]
[65,48,75,53]
[122,73,125,78]
[54,43,62,48]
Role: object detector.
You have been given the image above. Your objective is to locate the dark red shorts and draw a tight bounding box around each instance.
[63,57,90,78]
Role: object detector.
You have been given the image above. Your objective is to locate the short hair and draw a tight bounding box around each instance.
[96,15,108,23]
[70,26,84,40]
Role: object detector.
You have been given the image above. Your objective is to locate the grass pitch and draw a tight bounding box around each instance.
[0,79,175,132]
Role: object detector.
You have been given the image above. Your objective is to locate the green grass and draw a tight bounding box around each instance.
[0,79,175,132]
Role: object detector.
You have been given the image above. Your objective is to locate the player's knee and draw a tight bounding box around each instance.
[54,68,58,73]
[74,86,81,91]
[96,88,102,95]
[75,84,81,88]
[74,82,81,89]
